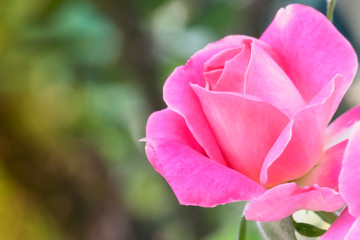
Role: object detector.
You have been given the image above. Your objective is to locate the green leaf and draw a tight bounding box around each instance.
[236,215,247,240]
[257,216,297,240]
[293,221,326,237]
[315,211,338,224]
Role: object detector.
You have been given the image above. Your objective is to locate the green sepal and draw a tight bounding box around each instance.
[314,211,338,224]
[293,220,326,237]
[257,216,297,240]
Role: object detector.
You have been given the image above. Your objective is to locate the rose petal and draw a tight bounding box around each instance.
[213,41,250,93]
[321,208,357,240]
[339,122,360,217]
[204,69,223,90]
[163,35,248,166]
[245,182,344,222]
[204,47,242,90]
[214,39,306,117]
[245,40,306,117]
[191,84,289,182]
[296,105,360,188]
[145,109,204,153]
[326,105,360,149]
[145,109,266,206]
[261,74,347,186]
[204,47,242,72]
[295,140,347,189]
[346,218,360,240]
[261,4,358,102]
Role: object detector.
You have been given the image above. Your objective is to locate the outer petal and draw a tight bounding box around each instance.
[261,74,347,186]
[346,218,360,240]
[326,105,360,148]
[321,208,358,240]
[295,140,347,189]
[339,122,360,217]
[191,84,289,183]
[261,4,358,102]
[297,105,360,188]
[145,109,204,153]
[244,182,344,222]
[163,36,247,166]
[145,109,266,207]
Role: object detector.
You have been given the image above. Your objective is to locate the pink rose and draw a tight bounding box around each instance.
[321,122,360,239]
[144,4,358,221]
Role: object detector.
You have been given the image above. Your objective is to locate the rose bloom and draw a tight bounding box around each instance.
[144,4,358,222]
[322,123,360,239]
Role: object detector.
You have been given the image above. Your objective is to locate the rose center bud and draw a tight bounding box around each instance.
[194,38,308,185]
[204,39,251,93]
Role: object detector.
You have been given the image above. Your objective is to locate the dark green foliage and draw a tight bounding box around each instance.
[293,221,327,237]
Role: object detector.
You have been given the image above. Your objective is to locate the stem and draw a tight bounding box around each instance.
[236,215,247,240]
[326,0,337,22]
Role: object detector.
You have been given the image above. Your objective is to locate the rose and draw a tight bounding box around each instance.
[144,4,358,222]
[321,121,360,239]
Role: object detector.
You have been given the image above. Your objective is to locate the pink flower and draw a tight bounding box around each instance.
[321,122,360,239]
[144,4,358,221]
[321,207,360,240]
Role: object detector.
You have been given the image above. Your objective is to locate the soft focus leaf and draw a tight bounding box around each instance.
[293,221,326,237]
[257,216,297,240]
[315,211,338,224]
[236,215,247,240]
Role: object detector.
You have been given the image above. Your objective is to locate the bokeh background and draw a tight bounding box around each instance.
[0,0,359,239]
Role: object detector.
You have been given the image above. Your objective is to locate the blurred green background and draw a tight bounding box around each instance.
[0,0,359,239]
